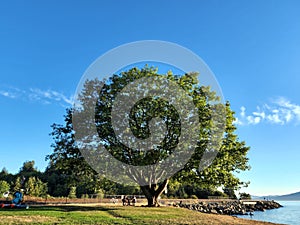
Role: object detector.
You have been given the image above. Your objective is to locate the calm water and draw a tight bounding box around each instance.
[237,201,300,225]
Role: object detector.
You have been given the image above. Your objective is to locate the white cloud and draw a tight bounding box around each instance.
[275,97,300,122]
[0,90,16,98]
[29,88,73,105]
[235,97,300,126]
[285,110,293,122]
[0,86,73,106]
[240,106,246,117]
[266,113,284,125]
[233,117,243,126]
[253,110,265,120]
[246,115,261,125]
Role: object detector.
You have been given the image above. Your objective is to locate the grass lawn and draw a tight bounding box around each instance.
[0,205,283,225]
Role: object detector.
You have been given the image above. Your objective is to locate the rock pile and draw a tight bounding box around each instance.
[175,200,282,215]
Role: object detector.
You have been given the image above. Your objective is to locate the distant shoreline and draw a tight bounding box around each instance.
[252,191,300,201]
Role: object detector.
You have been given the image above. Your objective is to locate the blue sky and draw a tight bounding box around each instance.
[1,1,300,196]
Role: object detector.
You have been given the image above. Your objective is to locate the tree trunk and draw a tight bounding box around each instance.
[145,195,158,207]
[140,179,168,207]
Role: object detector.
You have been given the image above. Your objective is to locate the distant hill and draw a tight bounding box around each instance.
[252,191,300,201]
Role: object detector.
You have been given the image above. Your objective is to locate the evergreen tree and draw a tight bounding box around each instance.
[13,177,22,192]
[68,186,77,198]
[0,180,10,195]
[25,177,47,197]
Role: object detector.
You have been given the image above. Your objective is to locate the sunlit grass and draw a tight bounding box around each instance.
[0,205,282,225]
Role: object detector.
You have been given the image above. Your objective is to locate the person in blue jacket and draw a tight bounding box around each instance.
[11,191,23,204]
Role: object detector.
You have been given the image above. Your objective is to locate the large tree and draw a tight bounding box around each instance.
[48,66,250,206]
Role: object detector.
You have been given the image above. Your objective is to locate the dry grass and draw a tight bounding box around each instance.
[0,205,285,225]
[112,206,285,225]
[0,215,58,224]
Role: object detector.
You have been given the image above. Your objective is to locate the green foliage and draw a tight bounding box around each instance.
[93,69,182,167]
[166,178,228,199]
[68,186,77,198]
[0,180,10,195]
[43,166,69,197]
[47,66,250,205]
[19,160,37,174]
[25,176,48,197]
[81,194,89,199]
[95,188,104,199]
[46,108,105,196]
[239,192,251,199]
[13,176,23,192]
[47,108,93,181]
[0,168,14,190]
[223,187,237,199]
[190,194,198,199]
[174,101,250,191]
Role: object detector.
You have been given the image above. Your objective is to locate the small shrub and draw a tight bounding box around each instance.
[95,189,104,199]
[81,194,89,199]
[68,187,77,199]
[190,195,198,199]
[239,192,251,199]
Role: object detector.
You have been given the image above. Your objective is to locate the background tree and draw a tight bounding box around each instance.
[0,168,14,187]
[43,165,69,197]
[18,160,43,183]
[24,177,47,197]
[0,168,9,181]
[0,180,10,196]
[12,176,23,192]
[239,192,251,199]
[19,161,36,173]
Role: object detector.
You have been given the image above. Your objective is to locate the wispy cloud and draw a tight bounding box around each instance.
[29,88,73,105]
[0,86,73,106]
[0,90,16,99]
[235,97,300,126]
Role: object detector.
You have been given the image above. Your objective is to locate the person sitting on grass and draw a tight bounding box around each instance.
[122,196,127,206]
[12,191,23,204]
[127,196,131,206]
[132,196,137,206]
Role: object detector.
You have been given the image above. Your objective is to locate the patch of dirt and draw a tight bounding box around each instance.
[0,215,58,224]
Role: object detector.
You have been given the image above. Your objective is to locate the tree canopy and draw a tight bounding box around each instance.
[47,66,250,206]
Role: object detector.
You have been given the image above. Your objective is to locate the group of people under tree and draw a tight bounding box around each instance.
[122,195,137,206]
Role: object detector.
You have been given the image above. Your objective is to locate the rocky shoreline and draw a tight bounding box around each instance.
[175,200,283,216]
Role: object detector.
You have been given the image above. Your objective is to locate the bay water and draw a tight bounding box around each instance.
[237,201,300,225]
